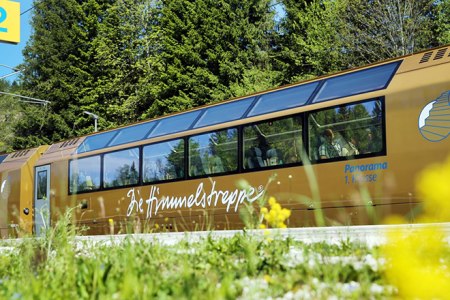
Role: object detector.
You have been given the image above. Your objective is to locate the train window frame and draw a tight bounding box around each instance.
[188,127,239,178]
[103,147,140,189]
[107,121,157,147]
[148,110,202,138]
[193,97,255,129]
[247,82,319,117]
[242,114,304,171]
[307,97,387,163]
[312,62,400,103]
[69,155,102,194]
[142,138,185,184]
[76,130,118,154]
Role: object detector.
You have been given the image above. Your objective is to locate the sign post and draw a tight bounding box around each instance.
[0,0,20,44]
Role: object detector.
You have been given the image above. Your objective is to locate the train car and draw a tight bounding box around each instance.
[0,146,49,237]
[1,45,449,236]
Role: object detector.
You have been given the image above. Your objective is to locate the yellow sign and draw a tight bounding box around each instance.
[0,0,20,44]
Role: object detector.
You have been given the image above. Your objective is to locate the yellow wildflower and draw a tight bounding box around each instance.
[383,156,450,298]
[260,197,291,229]
[268,197,276,206]
[416,155,450,222]
[263,275,272,283]
[383,226,450,299]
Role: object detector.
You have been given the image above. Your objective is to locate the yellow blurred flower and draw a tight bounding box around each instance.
[416,155,450,222]
[383,226,450,299]
[260,197,291,229]
[263,275,272,283]
[383,156,450,298]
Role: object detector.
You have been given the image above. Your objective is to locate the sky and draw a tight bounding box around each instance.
[0,0,33,82]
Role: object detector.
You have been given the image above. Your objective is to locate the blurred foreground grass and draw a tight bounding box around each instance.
[0,226,393,299]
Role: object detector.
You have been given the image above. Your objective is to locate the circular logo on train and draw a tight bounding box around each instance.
[418,91,450,142]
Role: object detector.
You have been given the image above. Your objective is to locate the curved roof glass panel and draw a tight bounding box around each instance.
[0,154,7,163]
[77,131,117,154]
[193,97,255,128]
[312,61,400,103]
[247,82,319,117]
[148,110,202,138]
[108,121,157,147]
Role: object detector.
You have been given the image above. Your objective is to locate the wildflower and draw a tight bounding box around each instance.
[383,156,450,298]
[416,155,450,222]
[260,197,291,229]
[108,218,114,235]
[383,226,450,299]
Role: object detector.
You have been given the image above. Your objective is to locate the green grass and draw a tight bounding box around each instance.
[0,216,395,299]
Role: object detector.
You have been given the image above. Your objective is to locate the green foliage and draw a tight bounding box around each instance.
[0,217,397,299]
[143,0,279,118]
[338,0,440,66]
[0,80,22,153]
[279,0,346,82]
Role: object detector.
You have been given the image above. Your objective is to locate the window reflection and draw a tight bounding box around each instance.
[103,148,140,188]
[189,129,238,177]
[243,116,303,169]
[37,171,47,200]
[69,156,101,193]
[143,139,185,183]
[308,99,384,161]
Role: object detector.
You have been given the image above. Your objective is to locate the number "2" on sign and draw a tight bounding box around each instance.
[0,7,7,33]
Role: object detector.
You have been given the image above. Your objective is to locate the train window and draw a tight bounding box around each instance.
[247,82,319,117]
[108,121,156,147]
[143,139,185,183]
[69,156,101,193]
[189,128,238,177]
[193,97,255,128]
[308,99,385,161]
[77,131,117,154]
[148,110,202,138]
[312,61,400,103]
[0,154,7,163]
[103,148,140,188]
[243,116,303,170]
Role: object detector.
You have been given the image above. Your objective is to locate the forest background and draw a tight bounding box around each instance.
[1,0,449,153]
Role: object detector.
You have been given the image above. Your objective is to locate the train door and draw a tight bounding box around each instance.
[34,165,50,236]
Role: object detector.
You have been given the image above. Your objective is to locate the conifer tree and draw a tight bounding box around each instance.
[144,0,279,118]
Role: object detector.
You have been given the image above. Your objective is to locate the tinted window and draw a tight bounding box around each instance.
[313,62,399,103]
[77,131,117,154]
[149,110,202,138]
[243,116,303,169]
[193,97,255,128]
[108,121,156,147]
[0,154,7,163]
[247,82,319,117]
[308,99,384,161]
[69,156,101,193]
[189,129,238,177]
[143,139,185,183]
[103,148,140,188]
[36,171,48,200]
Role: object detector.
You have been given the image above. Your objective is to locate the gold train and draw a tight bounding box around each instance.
[1,45,449,237]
